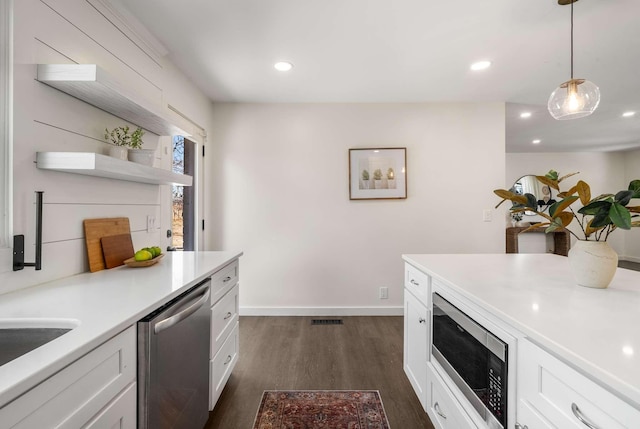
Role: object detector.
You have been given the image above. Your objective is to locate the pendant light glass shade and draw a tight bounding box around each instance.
[548,78,600,120]
[548,0,600,120]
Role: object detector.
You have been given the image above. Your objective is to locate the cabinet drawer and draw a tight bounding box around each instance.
[405,263,430,306]
[210,260,239,306]
[518,339,640,429]
[426,364,478,429]
[211,284,239,358]
[83,382,136,429]
[209,322,239,410]
[0,326,136,429]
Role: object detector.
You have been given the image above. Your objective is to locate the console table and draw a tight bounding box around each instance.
[505,226,570,256]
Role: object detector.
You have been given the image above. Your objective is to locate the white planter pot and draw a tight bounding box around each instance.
[568,240,618,288]
[387,179,396,189]
[107,146,128,160]
[128,148,155,166]
[360,180,370,190]
[374,180,382,189]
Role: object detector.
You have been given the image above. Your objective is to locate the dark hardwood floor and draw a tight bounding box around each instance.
[205,316,434,429]
[618,260,640,271]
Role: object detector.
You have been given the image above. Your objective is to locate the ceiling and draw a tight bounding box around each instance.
[117,0,640,153]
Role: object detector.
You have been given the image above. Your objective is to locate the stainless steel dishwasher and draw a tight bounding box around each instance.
[138,279,211,429]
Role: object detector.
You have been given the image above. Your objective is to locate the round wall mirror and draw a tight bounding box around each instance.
[510,175,556,215]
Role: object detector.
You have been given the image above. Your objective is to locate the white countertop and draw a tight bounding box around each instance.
[402,253,640,408]
[0,250,242,408]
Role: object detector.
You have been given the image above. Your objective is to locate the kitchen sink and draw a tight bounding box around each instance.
[0,319,79,366]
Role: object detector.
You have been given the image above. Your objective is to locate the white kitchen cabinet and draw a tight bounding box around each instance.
[518,338,640,429]
[404,287,429,409]
[83,382,136,429]
[426,364,479,429]
[208,259,240,410]
[0,326,136,429]
[210,323,239,409]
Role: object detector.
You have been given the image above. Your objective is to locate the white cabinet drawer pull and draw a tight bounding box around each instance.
[515,425,528,429]
[571,403,600,429]
[418,317,426,324]
[434,402,447,419]
[223,276,232,283]
[223,311,233,320]
[410,279,419,286]
[223,355,232,365]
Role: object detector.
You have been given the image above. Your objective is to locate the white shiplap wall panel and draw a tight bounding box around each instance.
[41,203,160,243]
[32,0,162,108]
[2,0,177,292]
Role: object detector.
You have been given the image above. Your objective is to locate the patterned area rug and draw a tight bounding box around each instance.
[252,390,390,429]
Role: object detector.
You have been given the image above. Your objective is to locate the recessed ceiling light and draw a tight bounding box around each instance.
[532,139,541,144]
[274,62,293,72]
[470,61,491,71]
[520,112,532,119]
[622,111,636,118]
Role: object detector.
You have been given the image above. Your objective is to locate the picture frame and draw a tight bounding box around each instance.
[349,147,407,200]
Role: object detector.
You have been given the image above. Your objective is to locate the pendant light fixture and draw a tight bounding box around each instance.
[548,0,600,120]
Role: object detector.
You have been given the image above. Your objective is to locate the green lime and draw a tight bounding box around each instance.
[134,249,153,262]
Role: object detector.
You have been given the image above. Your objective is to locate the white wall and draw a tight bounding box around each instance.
[506,151,640,260]
[209,103,506,315]
[0,0,214,295]
[623,149,640,262]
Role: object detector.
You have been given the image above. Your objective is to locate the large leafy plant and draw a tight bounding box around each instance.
[495,170,640,241]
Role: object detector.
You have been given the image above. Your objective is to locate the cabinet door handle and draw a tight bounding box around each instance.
[515,424,528,429]
[571,403,600,429]
[418,317,426,324]
[434,402,447,419]
[223,276,232,283]
[410,279,419,286]
[224,354,232,365]
[224,311,233,320]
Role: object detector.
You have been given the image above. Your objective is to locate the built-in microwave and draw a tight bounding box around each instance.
[432,293,507,429]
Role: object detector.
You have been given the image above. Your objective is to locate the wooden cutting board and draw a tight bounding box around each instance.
[101,233,134,269]
[83,217,131,272]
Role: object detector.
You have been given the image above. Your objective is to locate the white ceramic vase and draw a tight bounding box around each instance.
[568,240,618,288]
[127,148,155,166]
[107,146,128,160]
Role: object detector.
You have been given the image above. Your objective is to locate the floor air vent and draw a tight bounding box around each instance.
[311,319,343,325]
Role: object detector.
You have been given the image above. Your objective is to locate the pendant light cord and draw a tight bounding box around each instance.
[570,0,574,79]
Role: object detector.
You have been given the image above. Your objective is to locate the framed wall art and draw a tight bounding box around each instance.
[349,147,407,200]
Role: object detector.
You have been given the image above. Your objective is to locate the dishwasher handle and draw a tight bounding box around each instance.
[154,285,210,335]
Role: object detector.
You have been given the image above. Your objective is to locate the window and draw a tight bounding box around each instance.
[172,136,195,250]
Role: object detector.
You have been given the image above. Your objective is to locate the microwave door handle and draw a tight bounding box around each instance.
[154,286,210,335]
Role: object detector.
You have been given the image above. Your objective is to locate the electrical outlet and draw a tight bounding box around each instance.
[146,215,156,232]
[483,209,492,222]
[379,287,389,299]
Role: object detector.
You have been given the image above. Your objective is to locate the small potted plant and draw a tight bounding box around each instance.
[495,170,640,288]
[104,126,131,160]
[126,127,154,166]
[387,167,396,189]
[373,168,383,189]
[361,169,370,189]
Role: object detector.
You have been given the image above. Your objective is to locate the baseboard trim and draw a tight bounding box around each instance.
[619,255,640,263]
[239,306,404,317]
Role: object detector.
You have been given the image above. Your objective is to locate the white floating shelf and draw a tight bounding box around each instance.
[36,152,193,186]
[36,64,189,137]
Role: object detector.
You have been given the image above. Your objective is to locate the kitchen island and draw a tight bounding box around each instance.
[403,253,640,429]
[0,250,241,426]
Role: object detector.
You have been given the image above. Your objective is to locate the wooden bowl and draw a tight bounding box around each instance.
[123,253,164,268]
